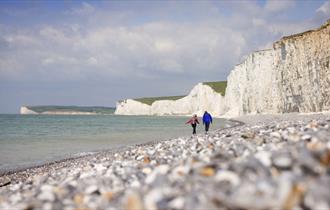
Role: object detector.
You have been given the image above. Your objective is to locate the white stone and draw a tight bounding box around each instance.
[255,151,272,167]
[94,164,107,173]
[85,185,99,194]
[9,194,22,204]
[215,170,240,187]
[142,167,152,174]
[144,189,163,210]
[130,180,141,188]
[145,165,169,184]
[270,132,281,139]
[168,197,185,209]
[38,191,55,202]
[40,185,53,192]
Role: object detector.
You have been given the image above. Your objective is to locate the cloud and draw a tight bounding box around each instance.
[1,1,325,83]
[316,1,330,15]
[264,0,296,13]
[42,57,55,65]
[39,26,72,44]
[154,39,176,53]
[69,2,95,16]
[87,57,98,65]
[0,18,252,81]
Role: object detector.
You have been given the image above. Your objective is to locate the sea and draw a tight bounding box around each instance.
[0,114,231,173]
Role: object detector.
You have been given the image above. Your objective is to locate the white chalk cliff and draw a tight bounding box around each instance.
[115,99,152,115]
[115,20,330,117]
[19,106,104,115]
[224,49,276,116]
[115,83,224,116]
[20,106,38,115]
[225,20,330,116]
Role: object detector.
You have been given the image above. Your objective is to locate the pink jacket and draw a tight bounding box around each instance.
[186,117,199,125]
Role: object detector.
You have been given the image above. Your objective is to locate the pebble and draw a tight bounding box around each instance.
[270,132,281,139]
[125,192,144,210]
[272,153,293,170]
[168,196,185,209]
[38,191,55,202]
[1,115,330,210]
[215,170,240,187]
[142,167,152,175]
[255,151,272,167]
[241,132,255,139]
[199,167,215,177]
[85,185,99,194]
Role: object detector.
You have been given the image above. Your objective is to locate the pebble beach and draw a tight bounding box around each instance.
[1,113,330,210]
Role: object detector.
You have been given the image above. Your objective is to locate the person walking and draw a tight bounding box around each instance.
[202,111,213,134]
[186,114,199,135]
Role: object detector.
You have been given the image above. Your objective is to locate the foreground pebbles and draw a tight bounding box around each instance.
[1,115,330,209]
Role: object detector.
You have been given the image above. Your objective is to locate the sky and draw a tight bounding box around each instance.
[0,0,330,113]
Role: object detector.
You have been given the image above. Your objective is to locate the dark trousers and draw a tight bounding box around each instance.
[191,123,197,134]
[205,122,210,132]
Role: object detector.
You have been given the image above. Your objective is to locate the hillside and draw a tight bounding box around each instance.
[133,81,227,105]
[203,81,227,96]
[134,96,186,105]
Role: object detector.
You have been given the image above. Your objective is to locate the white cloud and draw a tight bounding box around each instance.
[1,1,329,83]
[252,18,266,27]
[154,40,176,53]
[264,0,296,13]
[39,26,70,44]
[316,1,330,15]
[0,16,283,81]
[87,57,98,65]
[158,59,183,73]
[3,34,36,45]
[42,57,55,65]
[69,2,95,16]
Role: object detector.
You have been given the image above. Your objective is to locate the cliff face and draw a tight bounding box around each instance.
[20,106,38,114]
[224,20,330,116]
[115,83,224,116]
[151,83,224,116]
[224,49,277,116]
[115,99,151,115]
[273,21,330,113]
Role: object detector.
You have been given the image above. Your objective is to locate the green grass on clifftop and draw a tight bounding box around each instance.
[134,95,186,105]
[203,81,227,96]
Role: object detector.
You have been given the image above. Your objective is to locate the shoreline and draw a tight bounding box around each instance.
[1,114,330,209]
[0,119,242,182]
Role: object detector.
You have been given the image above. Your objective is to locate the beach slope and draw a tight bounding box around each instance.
[1,113,330,209]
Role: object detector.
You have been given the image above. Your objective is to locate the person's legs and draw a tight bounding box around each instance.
[192,124,196,134]
[205,122,210,132]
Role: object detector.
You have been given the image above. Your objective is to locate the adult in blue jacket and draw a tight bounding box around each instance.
[202,111,212,134]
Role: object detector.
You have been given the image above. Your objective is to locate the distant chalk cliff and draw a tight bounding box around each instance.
[20,106,115,115]
[115,83,225,116]
[20,106,38,115]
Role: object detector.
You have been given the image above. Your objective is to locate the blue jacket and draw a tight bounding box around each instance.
[202,112,212,124]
